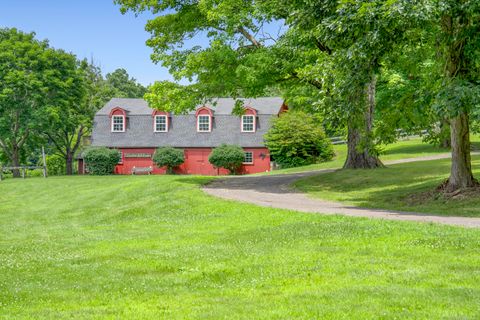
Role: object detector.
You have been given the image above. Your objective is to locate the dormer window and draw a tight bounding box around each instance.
[242,115,255,132]
[110,107,127,133]
[198,115,211,132]
[154,115,168,132]
[195,106,213,132]
[241,107,257,133]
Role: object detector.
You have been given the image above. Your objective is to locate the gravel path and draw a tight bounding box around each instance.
[203,153,480,228]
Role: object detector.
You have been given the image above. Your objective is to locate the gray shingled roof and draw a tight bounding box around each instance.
[91,97,284,148]
[96,97,284,116]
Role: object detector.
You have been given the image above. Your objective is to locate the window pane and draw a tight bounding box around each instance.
[155,116,167,131]
[244,152,253,163]
[112,116,124,132]
[242,115,254,132]
[198,115,210,131]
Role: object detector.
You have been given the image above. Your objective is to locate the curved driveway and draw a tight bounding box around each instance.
[203,154,480,228]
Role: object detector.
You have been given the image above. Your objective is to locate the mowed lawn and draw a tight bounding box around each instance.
[295,155,480,217]
[1,175,480,319]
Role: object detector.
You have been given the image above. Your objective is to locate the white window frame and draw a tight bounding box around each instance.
[154,115,168,132]
[111,115,125,132]
[197,115,211,132]
[241,115,256,132]
[243,151,254,164]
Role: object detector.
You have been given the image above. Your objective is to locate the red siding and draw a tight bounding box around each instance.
[109,147,270,175]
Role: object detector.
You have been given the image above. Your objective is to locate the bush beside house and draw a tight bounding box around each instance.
[83,147,121,175]
[265,111,334,168]
[153,147,185,174]
[208,144,245,174]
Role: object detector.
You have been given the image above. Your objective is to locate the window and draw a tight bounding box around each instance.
[154,115,168,132]
[197,115,211,132]
[242,115,255,132]
[243,151,253,164]
[112,115,125,132]
[118,151,123,164]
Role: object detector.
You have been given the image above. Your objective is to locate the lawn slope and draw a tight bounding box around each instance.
[1,175,480,319]
[295,156,480,217]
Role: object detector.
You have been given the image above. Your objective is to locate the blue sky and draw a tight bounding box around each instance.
[0,0,171,85]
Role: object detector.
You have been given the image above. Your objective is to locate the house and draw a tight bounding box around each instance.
[78,97,287,175]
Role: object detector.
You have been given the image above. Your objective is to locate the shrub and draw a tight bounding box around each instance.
[153,147,184,174]
[208,144,245,174]
[265,111,334,168]
[46,154,65,176]
[83,147,121,175]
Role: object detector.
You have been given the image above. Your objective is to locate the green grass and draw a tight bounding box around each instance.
[1,175,480,318]
[295,155,480,217]
[266,138,456,174]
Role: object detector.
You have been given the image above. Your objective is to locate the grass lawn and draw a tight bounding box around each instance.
[1,175,480,318]
[267,137,458,174]
[295,155,480,217]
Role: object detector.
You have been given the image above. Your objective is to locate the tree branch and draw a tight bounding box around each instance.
[236,26,263,48]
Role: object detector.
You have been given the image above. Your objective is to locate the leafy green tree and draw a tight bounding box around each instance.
[265,111,334,168]
[0,28,70,177]
[83,147,121,175]
[208,144,245,174]
[153,147,185,174]
[114,0,423,169]
[106,68,147,98]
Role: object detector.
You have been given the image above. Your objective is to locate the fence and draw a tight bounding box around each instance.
[0,147,47,181]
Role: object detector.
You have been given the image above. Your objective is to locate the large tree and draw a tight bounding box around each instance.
[115,0,385,168]
[432,0,480,191]
[0,28,72,177]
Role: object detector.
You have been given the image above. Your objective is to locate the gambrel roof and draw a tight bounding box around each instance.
[91,97,285,148]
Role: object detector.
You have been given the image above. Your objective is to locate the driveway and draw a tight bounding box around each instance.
[203,154,480,228]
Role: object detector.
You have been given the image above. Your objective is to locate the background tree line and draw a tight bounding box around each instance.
[0,28,146,176]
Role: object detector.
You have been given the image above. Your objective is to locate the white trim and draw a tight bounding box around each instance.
[197,115,211,132]
[111,115,125,132]
[241,115,255,132]
[243,151,254,164]
[154,115,168,132]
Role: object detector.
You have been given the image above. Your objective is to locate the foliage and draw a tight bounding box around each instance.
[208,144,245,174]
[265,111,333,168]
[1,175,480,318]
[153,147,185,174]
[83,147,121,175]
[0,28,60,172]
[105,68,147,98]
[46,154,66,176]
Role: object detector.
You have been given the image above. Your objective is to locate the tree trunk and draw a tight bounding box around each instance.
[11,149,21,178]
[445,112,477,191]
[65,152,73,175]
[343,75,383,169]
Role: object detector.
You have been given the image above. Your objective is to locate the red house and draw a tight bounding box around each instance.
[78,97,287,175]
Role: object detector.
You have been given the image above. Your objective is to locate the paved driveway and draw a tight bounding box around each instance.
[203,154,480,228]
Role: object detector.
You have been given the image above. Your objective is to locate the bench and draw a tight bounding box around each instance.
[131,166,153,175]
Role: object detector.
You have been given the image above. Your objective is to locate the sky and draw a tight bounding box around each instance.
[0,0,173,86]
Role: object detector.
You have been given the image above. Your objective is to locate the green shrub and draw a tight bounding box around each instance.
[208,144,245,174]
[46,154,65,176]
[83,147,121,175]
[153,147,184,174]
[265,111,334,168]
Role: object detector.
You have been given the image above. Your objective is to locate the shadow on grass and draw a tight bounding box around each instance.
[296,157,480,216]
